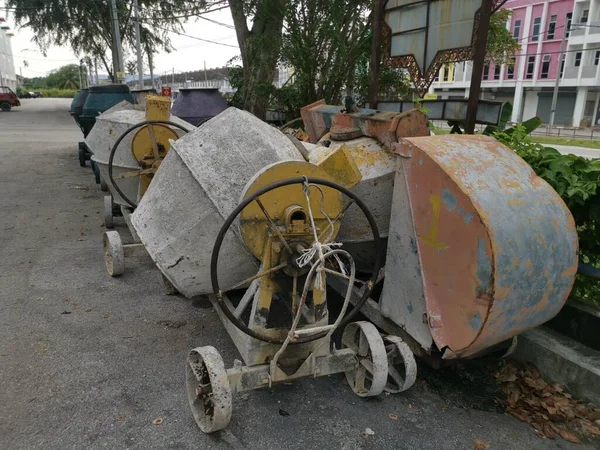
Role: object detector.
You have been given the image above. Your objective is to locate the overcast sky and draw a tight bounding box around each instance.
[2,6,240,78]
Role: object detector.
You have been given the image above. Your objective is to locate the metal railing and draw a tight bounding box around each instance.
[431,120,600,139]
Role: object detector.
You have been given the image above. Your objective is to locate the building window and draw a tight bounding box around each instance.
[442,65,449,81]
[547,15,557,39]
[483,64,490,80]
[595,51,600,66]
[507,57,516,79]
[566,12,572,37]
[526,56,535,79]
[494,65,501,80]
[575,52,582,67]
[541,55,551,78]
[532,17,541,41]
[560,55,565,77]
[581,9,589,24]
[513,19,521,39]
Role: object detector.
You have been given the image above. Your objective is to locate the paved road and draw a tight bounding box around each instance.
[0,99,594,450]
[553,144,600,159]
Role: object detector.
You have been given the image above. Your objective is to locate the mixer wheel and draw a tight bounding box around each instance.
[104,196,114,229]
[78,143,87,167]
[342,321,388,397]
[100,176,109,192]
[381,335,417,393]
[186,346,232,434]
[104,231,125,276]
[91,161,101,184]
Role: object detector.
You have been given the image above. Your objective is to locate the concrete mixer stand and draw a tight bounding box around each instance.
[185,164,417,434]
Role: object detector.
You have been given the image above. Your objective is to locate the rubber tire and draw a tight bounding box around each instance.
[78,146,87,167]
[100,176,109,192]
[104,196,114,229]
[1,102,11,112]
[103,231,125,277]
[91,161,101,184]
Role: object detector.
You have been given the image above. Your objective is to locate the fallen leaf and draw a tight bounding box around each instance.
[278,409,290,417]
[152,418,163,425]
[557,428,580,444]
[388,413,399,420]
[116,416,125,421]
[473,439,490,450]
[60,311,72,315]
[541,422,556,439]
[581,420,600,436]
[525,363,540,379]
[103,314,110,319]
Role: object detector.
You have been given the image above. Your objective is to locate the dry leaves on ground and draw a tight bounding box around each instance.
[473,438,490,449]
[494,362,600,443]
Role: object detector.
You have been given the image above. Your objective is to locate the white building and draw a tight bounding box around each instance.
[429,0,600,127]
[0,19,16,91]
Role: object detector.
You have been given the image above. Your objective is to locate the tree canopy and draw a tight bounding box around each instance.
[6,0,215,81]
[46,64,81,89]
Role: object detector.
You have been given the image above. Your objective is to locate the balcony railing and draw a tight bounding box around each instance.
[581,65,598,78]
[564,66,580,78]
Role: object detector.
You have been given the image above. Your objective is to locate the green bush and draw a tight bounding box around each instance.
[36,89,77,98]
[494,126,600,306]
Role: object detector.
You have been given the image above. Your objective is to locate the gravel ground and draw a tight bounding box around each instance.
[0,98,594,450]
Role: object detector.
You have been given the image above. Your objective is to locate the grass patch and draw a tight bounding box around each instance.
[431,128,600,151]
[529,136,600,150]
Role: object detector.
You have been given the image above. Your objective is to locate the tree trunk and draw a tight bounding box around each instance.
[228,0,286,120]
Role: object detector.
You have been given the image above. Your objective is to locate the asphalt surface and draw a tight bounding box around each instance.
[553,144,600,159]
[0,99,595,450]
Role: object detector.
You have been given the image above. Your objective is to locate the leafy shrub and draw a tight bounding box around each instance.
[37,89,77,98]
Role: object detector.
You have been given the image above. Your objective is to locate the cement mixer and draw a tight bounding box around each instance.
[85,96,193,278]
[128,104,577,433]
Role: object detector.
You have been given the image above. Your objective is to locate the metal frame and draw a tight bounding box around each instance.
[381,0,503,97]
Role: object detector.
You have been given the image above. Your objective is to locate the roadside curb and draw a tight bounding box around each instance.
[513,327,600,404]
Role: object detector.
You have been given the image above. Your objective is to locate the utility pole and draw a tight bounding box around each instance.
[369,0,385,109]
[148,50,154,89]
[78,60,83,89]
[133,0,144,88]
[172,68,175,86]
[110,0,125,83]
[549,22,570,127]
[465,0,493,134]
[204,61,208,82]
[94,59,99,85]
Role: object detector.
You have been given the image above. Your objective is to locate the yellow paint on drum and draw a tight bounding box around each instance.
[145,95,171,121]
[314,145,362,188]
[239,161,343,260]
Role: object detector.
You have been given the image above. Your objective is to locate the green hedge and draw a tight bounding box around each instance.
[19,88,77,98]
[37,89,78,98]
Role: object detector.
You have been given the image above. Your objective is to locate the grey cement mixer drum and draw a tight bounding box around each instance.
[131,107,305,297]
[86,107,192,206]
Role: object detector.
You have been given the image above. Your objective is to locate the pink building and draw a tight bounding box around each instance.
[430,0,600,127]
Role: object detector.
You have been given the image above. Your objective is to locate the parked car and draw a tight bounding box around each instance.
[18,91,32,99]
[32,91,43,98]
[0,86,21,111]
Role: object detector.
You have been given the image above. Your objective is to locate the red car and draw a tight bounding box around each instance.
[0,86,21,111]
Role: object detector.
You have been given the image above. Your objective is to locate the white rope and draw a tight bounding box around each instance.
[296,179,346,288]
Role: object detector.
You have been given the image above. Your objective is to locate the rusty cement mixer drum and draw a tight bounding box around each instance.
[131,107,305,297]
[379,135,578,359]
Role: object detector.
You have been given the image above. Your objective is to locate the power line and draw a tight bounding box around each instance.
[141,21,238,48]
